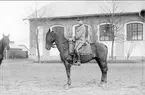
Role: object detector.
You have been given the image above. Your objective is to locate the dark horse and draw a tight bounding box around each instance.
[45,29,108,87]
[0,34,10,66]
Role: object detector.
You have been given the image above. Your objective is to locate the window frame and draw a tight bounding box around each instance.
[126,22,143,41]
[99,23,114,41]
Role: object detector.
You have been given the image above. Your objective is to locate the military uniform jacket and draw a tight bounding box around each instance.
[75,24,86,52]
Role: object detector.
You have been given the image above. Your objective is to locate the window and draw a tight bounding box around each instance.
[99,24,114,41]
[127,23,143,41]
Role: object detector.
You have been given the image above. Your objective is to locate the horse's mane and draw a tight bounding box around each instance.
[46,29,51,42]
[55,29,68,43]
[48,28,68,42]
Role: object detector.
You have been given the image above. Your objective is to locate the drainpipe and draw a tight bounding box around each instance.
[139,9,145,58]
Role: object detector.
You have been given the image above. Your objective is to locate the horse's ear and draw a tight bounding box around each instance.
[3,33,4,37]
[49,28,52,32]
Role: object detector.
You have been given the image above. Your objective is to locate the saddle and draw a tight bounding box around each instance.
[69,40,92,56]
[79,41,92,55]
[68,40,95,65]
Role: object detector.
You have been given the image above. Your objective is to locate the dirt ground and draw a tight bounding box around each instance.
[0,60,145,95]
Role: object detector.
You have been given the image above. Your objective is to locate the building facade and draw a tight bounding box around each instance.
[4,41,29,59]
[27,1,145,61]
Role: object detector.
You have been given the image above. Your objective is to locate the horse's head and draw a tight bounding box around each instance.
[45,29,55,50]
[2,34,10,50]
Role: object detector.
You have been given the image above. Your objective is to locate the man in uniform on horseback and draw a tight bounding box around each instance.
[72,18,87,66]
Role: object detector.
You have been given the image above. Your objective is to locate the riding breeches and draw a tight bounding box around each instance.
[75,41,85,53]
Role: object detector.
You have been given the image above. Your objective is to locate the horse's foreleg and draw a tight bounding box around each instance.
[96,59,108,83]
[64,60,72,86]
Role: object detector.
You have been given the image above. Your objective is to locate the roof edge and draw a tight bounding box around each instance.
[24,12,139,21]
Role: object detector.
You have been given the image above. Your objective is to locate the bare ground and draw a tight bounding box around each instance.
[0,60,145,95]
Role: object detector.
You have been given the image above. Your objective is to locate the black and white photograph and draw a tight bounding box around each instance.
[0,0,145,95]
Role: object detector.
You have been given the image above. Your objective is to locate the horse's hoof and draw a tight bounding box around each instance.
[101,81,107,84]
[64,84,70,90]
[99,82,107,90]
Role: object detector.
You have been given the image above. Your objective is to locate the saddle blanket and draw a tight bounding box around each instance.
[79,42,92,55]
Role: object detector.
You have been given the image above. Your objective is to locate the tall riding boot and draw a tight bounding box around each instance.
[76,52,81,66]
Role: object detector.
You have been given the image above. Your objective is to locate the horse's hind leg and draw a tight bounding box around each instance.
[95,58,108,83]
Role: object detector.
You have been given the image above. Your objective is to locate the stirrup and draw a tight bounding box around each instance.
[73,61,81,66]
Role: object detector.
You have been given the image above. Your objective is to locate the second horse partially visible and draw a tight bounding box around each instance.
[0,34,10,66]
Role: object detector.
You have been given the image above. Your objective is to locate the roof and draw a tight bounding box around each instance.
[9,41,29,51]
[19,45,30,52]
[27,1,145,20]
[10,42,22,50]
